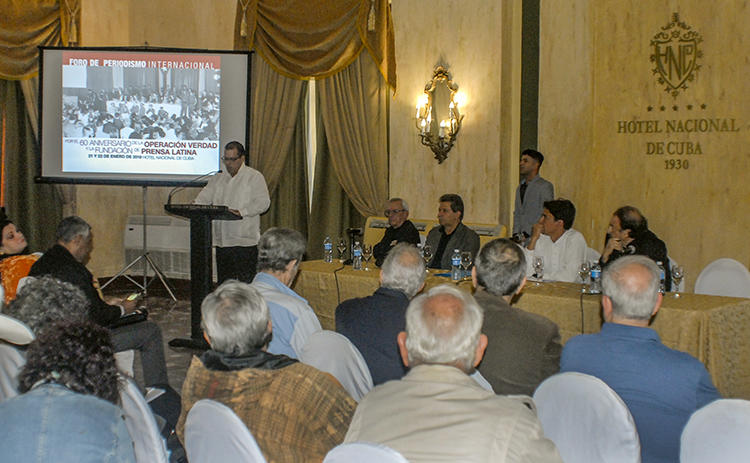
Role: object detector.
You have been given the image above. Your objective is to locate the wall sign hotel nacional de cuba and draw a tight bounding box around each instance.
[615,13,742,171]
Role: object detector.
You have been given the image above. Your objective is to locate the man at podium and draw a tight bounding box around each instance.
[194,141,270,283]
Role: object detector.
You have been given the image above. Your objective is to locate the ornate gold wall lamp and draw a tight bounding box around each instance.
[415,66,465,163]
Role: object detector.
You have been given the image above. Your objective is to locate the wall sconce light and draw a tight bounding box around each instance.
[415,66,465,163]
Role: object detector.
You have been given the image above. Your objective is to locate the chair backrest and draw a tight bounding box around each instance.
[119,376,169,463]
[324,442,409,463]
[0,313,34,346]
[299,330,373,401]
[533,372,641,463]
[470,369,494,392]
[185,399,267,463]
[681,399,750,463]
[0,343,25,402]
[695,258,750,298]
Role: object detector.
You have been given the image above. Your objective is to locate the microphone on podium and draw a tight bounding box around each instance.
[167,169,221,206]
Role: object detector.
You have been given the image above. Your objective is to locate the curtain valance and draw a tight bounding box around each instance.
[234,0,396,90]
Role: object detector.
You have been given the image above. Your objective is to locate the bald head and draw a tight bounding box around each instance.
[400,285,485,373]
[602,255,661,322]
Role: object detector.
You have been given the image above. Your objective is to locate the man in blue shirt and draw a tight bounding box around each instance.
[561,255,720,463]
[251,228,321,358]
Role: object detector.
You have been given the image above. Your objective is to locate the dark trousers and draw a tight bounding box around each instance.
[110,320,169,387]
[216,245,258,284]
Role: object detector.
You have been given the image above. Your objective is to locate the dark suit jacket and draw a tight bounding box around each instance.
[475,288,561,395]
[425,222,480,270]
[29,244,121,326]
[335,287,409,385]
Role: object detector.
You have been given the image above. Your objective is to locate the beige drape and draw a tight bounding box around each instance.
[234,0,396,91]
[0,0,78,221]
[249,55,306,196]
[317,53,389,217]
[0,0,81,80]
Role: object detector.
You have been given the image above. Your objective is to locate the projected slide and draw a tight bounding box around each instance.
[61,50,221,175]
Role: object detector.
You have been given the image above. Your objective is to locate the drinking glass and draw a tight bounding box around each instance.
[460,251,473,280]
[672,265,684,298]
[362,244,373,271]
[578,261,591,293]
[336,237,347,262]
[421,244,433,272]
[532,256,544,285]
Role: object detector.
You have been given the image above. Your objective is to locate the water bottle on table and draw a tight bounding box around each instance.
[352,242,363,270]
[589,262,602,294]
[451,249,462,281]
[323,236,333,263]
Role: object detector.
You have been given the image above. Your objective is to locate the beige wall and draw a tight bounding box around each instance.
[539,0,750,289]
[389,0,516,226]
[78,0,236,276]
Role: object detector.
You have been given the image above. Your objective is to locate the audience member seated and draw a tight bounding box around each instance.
[0,219,38,303]
[344,284,562,463]
[251,227,321,358]
[336,243,425,385]
[473,238,561,395]
[373,198,421,267]
[425,194,480,269]
[561,255,720,463]
[0,320,136,462]
[524,199,586,282]
[600,205,671,290]
[177,280,356,462]
[28,216,180,430]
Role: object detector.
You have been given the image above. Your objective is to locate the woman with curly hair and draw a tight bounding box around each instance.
[0,319,135,462]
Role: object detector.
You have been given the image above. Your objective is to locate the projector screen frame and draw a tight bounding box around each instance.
[36,45,253,187]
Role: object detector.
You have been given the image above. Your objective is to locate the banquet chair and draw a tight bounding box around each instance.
[185,399,267,463]
[694,258,750,298]
[299,330,373,402]
[323,442,409,463]
[533,372,641,463]
[0,314,35,402]
[680,399,750,463]
[119,376,169,463]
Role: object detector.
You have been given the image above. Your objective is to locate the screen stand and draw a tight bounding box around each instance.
[101,186,177,303]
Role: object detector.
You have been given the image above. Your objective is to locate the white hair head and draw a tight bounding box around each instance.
[404,284,483,373]
[201,280,270,355]
[602,255,660,321]
[381,243,425,298]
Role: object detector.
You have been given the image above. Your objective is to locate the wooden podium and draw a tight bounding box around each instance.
[164,203,240,349]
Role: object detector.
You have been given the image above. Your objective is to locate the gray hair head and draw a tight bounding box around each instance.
[474,238,526,296]
[404,284,483,373]
[602,255,660,321]
[388,197,409,211]
[56,216,91,243]
[5,276,89,335]
[201,280,270,356]
[257,228,306,273]
[381,244,425,298]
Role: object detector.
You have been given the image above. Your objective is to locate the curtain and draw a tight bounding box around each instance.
[259,83,309,235]
[234,0,396,91]
[249,54,306,196]
[307,127,364,260]
[0,0,81,80]
[317,52,389,218]
[0,80,63,250]
[0,0,80,223]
